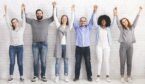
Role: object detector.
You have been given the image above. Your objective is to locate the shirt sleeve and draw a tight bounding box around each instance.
[21,11,26,31]
[70,11,75,30]
[88,13,95,30]
[25,13,33,24]
[132,14,140,29]
[54,7,60,28]
[73,12,79,30]
[110,16,115,29]
[4,14,12,30]
[116,16,123,31]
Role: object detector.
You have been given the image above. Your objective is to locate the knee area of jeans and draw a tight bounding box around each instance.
[18,62,23,66]
[85,58,91,62]
[10,63,15,66]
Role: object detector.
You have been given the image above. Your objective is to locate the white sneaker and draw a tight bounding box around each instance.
[121,77,125,83]
[55,76,59,82]
[96,77,100,82]
[64,76,69,82]
[106,77,111,82]
[127,77,132,83]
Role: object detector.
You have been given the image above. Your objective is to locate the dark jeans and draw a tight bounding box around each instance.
[32,42,48,77]
[75,46,92,79]
[9,45,23,76]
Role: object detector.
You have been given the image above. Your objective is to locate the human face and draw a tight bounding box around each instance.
[36,11,43,20]
[11,19,19,28]
[61,15,68,25]
[101,19,106,27]
[121,18,129,28]
[80,17,87,27]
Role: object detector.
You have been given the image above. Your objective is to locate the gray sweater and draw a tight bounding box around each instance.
[116,15,140,43]
[26,15,54,42]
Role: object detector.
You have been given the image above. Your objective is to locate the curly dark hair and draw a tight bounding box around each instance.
[97,15,111,27]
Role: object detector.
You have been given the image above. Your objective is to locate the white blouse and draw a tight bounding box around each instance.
[5,12,26,46]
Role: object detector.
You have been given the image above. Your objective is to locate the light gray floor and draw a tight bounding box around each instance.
[0,78,144,84]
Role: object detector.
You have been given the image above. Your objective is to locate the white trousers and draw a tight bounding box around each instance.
[96,45,110,75]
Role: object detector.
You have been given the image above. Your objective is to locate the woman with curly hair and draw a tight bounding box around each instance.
[114,7,142,83]
[94,8,116,82]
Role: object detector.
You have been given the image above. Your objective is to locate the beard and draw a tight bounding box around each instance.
[37,16,43,20]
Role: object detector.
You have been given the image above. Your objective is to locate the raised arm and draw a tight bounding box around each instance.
[52,1,60,28]
[21,4,26,30]
[45,2,55,23]
[73,5,79,30]
[114,7,122,30]
[23,4,33,24]
[3,5,12,29]
[88,5,97,30]
[132,6,142,29]
[109,7,117,29]
[70,5,75,30]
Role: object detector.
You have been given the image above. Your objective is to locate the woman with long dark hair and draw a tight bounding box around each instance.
[53,2,74,82]
[114,7,142,83]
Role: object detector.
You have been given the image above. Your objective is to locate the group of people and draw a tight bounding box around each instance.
[2,1,143,83]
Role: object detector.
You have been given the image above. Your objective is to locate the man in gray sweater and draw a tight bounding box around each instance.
[22,3,54,82]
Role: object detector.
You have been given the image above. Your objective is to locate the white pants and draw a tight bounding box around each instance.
[96,46,110,75]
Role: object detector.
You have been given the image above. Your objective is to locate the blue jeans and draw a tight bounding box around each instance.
[55,45,68,76]
[9,45,23,76]
[32,42,48,77]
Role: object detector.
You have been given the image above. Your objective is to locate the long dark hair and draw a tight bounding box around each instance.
[60,15,69,26]
[11,18,19,30]
[120,18,132,29]
[97,15,111,27]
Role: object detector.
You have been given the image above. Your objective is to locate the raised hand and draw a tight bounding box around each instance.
[136,6,142,15]
[93,5,98,13]
[21,3,25,12]
[52,1,56,8]
[4,5,7,16]
[113,7,117,16]
[71,4,75,12]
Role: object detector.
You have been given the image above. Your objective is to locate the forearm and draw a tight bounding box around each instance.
[132,14,140,28]
[54,7,60,27]
[70,11,75,30]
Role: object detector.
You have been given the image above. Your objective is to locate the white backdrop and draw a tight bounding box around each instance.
[0,0,145,79]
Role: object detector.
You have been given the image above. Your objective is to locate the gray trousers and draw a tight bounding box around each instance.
[119,42,133,77]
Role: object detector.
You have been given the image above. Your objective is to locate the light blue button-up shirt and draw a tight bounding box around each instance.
[73,13,95,47]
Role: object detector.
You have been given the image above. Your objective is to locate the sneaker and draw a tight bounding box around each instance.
[31,76,38,82]
[20,78,24,82]
[121,77,125,83]
[64,76,69,82]
[88,77,92,82]
[106,77,111,82]
[96,77,100,82]
[127,77,132,83]
[55,76,59,82]
[8,77,13,81]
[41,76,47,82]
[73,78,79,81]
